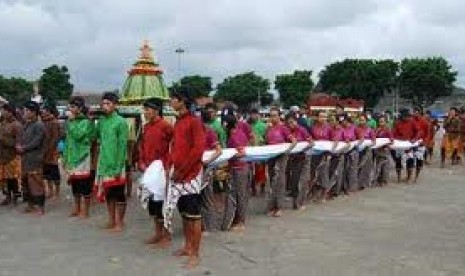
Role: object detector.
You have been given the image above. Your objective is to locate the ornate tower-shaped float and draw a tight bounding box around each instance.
[120,40,170,103]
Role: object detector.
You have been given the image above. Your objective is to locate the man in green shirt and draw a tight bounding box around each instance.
[205,103,226,147]
[366,111,377,129]
[96,93,129,233]
[249,108,267,146]
[63,96,95,218]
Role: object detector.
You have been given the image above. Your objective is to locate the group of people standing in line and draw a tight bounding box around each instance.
[0,88,461,269]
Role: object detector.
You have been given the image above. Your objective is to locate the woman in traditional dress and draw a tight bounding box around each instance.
[265,107,295,217]
[374,116,393,186]
[222,114,251,230]
[356,114,376,189]
[309,111,332,201]
[329,115,349,198]
[341,115,358,194]
[285,112,312,209]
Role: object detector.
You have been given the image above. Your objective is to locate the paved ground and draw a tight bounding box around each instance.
[1,162,465,276]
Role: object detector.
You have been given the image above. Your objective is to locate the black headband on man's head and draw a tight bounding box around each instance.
[102,92,119,104]
[143,98,164,117]
[23,101,40,115]
[171,90,193,108]
[1,103,16,115]
[70,96,85,109]
[42,102,59,117]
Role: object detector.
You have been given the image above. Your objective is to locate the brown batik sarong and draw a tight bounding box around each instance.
[358,149,374,189]
[268,155,289,211]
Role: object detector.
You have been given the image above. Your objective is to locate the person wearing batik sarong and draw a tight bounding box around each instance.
[458,108,465,163]
[221,114,251,231]
[341,115,359,193]
[329,115,349,198]
[0,103,22,206]
[356,114,376,190]
[41,103,62,199]
[424,110,439,164]
[265,107,296,218]
[138,98,173,248]
[63,97,95,218]
[285,112,312,209]
[412,107,430,182]
[200,109,222,234]
[249,108,268,196]
[441,108,461,167]
[96,93,129,233]
[392,109,420,183]
[165,90,206,269]
[374,116,393,186]
[16,101,46,215]
[309,111,332,200]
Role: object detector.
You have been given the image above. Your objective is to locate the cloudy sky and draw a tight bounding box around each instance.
[1,0,464,92]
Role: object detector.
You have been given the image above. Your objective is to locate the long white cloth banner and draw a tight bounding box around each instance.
[202,138,421,166]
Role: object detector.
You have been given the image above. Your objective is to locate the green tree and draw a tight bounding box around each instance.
[399,57,457,106]
[0,75,33,104]
[39,65,73,101]
[274,70,314,108]
[318,59,399,108]
[214,72,272,110]
[170,75,212,99]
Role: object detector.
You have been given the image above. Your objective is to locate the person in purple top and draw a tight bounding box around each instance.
[266,107,295,217]
[356,114,377,189]
[374,116,394,186]
[221,114,250,231]
[308,111,332,201]
[285,113,312,210]
[341,115,358,194]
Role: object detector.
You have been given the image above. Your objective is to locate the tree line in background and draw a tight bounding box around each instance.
[0,65,73,104]
[170,57,457,110]
[0,57,457,110]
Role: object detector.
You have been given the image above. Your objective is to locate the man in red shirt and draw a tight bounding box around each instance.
[166,91,206,269]
[138,98,173,248]
[412,107,429,182]
[392,109,420,183]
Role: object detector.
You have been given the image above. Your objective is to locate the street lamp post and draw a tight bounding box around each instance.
[175,48,185,78]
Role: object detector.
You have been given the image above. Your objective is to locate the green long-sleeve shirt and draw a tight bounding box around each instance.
[96,112,129,178]
[208,117,227,147]
[63,115,94,170]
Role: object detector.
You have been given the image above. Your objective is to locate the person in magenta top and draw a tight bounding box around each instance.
[308,111,332,201]
[376,116,394,139]
[374,115,393,186]
[329,115,348,198]
[266,122,292,145]
[285,112,311,210]
[340,115,358,193]
[309,111,331,140]
[266,107,295,217]
[356,114,376,189]
[221,114,250,231]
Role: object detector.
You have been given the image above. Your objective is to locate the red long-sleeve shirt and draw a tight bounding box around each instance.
[138,118,173,170]
[393,118,420,140]
[413,115,430,141]
[170,113,206,183]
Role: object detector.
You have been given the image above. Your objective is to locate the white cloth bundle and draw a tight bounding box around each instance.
[201,139,421,166]
[138,160,166,209]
